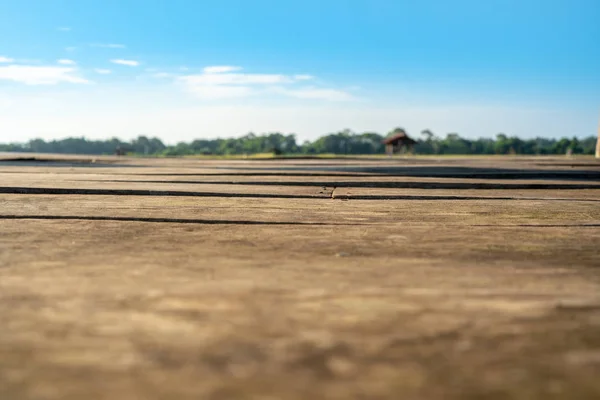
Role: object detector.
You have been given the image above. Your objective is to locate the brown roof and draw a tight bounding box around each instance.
[382,132,417,145]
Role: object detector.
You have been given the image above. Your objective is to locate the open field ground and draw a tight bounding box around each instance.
[1,153,600,399]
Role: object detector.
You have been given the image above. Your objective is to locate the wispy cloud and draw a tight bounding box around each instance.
[94,68,112,75]
[272,87,355,101]
[57,27,71,32]
[152,72,175,79]
[110,59,139,67]
[0,65,90,85]
[65,47,77,52]
[0,56,14,63]
[92,43,126,49]
[293,74,314,81]
[183,72,291,86]
[179,66,352,101]
[202,65,242,74]
[57,59,76,65]
[185,85,254,99]
[179,67,290,99]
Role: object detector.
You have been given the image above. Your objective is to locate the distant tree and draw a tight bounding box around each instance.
[1,131,597,157]
[494,133,510,154]
[420,129,434,141]
[414,129,437,154]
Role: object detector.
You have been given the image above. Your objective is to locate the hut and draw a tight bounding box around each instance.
[382,129,417,156]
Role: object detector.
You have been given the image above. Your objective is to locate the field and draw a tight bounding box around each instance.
[1,153,599,400]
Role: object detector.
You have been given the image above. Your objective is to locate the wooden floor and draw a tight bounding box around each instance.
[1,154,600,400]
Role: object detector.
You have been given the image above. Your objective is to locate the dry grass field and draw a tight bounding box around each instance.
[1,153,599,399]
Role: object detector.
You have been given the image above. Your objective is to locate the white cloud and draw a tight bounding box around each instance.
[273,87,355,101]
[57,59,76,65]
[293,74,314,81]
[0,65,90,85]
[92,43,126,49]
[182,72,291,86]
[185,85,254,99]
[181,67,285,98]
[94,68,112,74]
[0,56,14,63]
[202,65,242,74]
[179,67,353,101]
[179,67,294,99]
[110,59,139,67]
[152,72,175,78]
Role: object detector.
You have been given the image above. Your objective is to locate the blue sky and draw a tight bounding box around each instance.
[0,0,598,143]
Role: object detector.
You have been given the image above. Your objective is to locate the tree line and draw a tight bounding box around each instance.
[1,129,597,156]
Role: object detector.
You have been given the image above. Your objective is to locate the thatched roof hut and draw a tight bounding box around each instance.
[382,129,417,155]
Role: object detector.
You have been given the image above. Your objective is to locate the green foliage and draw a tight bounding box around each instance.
[0,131,597,156]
